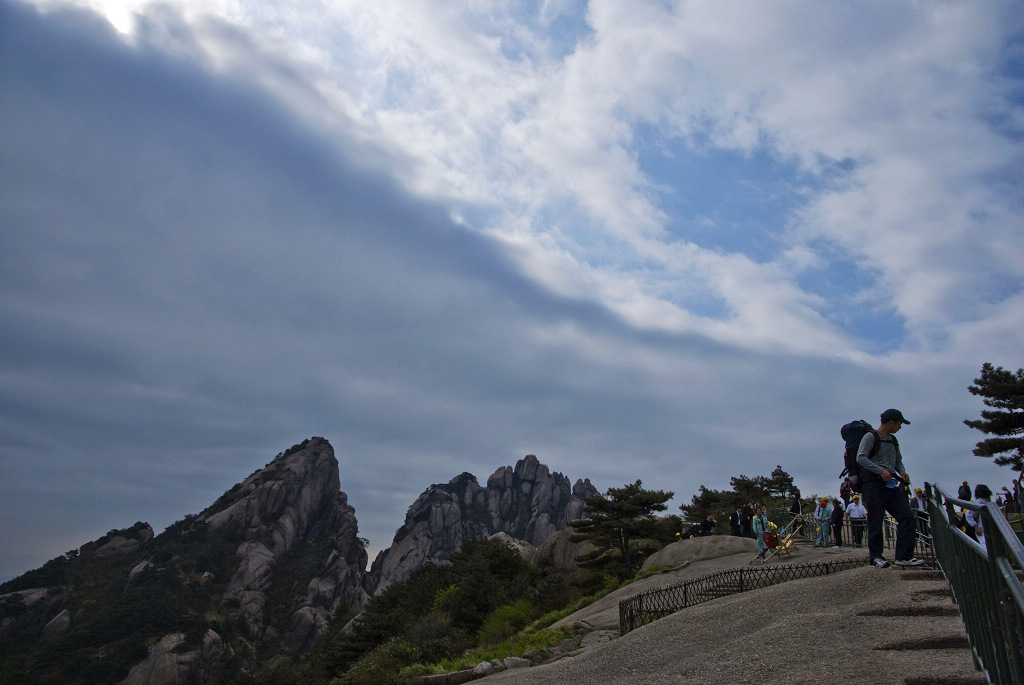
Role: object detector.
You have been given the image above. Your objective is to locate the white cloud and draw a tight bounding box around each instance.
[38,0,1021,358]
[3,0,1022,580]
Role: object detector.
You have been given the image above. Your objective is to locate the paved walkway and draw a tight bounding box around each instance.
[480,537,983,685]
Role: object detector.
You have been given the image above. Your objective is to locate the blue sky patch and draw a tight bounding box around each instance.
[632,124,820,263]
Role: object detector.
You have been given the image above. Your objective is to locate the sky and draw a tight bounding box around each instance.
[1,0,1023,581]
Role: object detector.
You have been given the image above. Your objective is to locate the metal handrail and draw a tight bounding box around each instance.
[620,507,936,635]
[619,557,863,634]
[930,483,1024,685]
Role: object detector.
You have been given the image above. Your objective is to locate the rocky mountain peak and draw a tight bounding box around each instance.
[0,437,372,684]
[200,437,368,649]
[365,454,597,593]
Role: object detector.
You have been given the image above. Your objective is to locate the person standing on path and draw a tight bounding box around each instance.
[830,497,845,548]
[741,502,754,538]
[814,498,833,547]
[911,488,930,540]
[789,496,804,536]
[840,478,853,507]
[846,494,867,548]
[857,408,923,568]
[753,505,771,559]
[958,480,972,501]
[729,506,743,536]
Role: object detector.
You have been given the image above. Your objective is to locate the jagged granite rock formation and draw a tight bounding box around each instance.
[201,437,369,649]
[365,454,597,593]
[0,437,369,684]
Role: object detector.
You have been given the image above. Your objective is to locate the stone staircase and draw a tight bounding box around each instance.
[862,568,986,685]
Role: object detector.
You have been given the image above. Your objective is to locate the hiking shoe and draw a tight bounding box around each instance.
[872,558,891,568]
[894,558,925,567]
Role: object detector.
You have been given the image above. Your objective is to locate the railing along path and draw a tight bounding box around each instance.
[930,483,1024,685]
[619,484,1024,685]
[619,556,861,634]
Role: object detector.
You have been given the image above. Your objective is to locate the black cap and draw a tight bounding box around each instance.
[881,408,910,425]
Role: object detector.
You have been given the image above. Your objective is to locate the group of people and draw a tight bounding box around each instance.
[803,493,870,549]
[779,408,921,568]
[726,502,760,538]
[959,478,1022,515]
[698,407,1017,566]
[724,502,778,559]
[953,477,1023,546]
[833,408,1022,565]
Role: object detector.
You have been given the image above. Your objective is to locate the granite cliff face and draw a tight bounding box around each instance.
[365,454,597,593]
[201,436,369,650]
[0,437,369,685]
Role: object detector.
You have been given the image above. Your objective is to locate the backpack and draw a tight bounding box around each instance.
[840,478,852,498]
[840,420,899,493]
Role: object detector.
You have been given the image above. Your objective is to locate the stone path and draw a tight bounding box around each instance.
[477,541,984,684]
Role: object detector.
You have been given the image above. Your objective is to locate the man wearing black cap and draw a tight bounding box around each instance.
[856,409,923,567]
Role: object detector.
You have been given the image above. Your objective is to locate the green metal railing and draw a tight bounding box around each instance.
[930,483,1024,685]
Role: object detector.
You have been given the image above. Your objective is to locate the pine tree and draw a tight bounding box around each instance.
[964,362,1024,471]
[569,480,673,579]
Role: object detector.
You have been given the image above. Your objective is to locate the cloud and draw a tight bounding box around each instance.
[1,0,1022,579]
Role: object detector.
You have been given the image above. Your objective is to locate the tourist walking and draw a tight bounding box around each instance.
[958,480,972,501]
[741,502,754,538]
[857,408,923,568]
[846,494,867,548]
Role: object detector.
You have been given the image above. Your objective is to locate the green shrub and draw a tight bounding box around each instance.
[342,638,419,685]
[476,599,534,646]
[431,584,459,613]
[430,623,577,673]
[404,611,468,662]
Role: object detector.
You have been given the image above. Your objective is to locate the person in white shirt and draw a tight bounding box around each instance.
[965,484,992,548]
[846,494,868,548]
